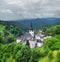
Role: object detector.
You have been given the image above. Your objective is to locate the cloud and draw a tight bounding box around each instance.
[0,0,60,20]
[0,9,13,14]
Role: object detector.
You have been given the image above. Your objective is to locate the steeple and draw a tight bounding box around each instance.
[30,22,33,31]
[29,22,34,37]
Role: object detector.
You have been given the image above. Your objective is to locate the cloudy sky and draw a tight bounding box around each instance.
[0,0,60,20]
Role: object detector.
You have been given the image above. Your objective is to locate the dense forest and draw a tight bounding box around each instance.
[0,22,23,44]
[0,22,60,62]
[38,25,60,62]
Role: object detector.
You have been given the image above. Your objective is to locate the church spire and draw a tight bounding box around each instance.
[29,22,34,37]
[30,22,33,31]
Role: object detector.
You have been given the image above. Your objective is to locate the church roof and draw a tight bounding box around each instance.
[29,38,37,41]
[17,33,33,41]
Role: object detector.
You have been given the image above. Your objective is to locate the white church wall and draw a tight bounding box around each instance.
[37,42,43,47]
[16,39,21,43]
[29,30,34,37]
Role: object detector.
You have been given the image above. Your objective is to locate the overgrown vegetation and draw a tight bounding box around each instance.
[0,22,60,62]
[0,43,39,62]
[38,25,60,62]
[0,23,23,44]
[44,25,60,36]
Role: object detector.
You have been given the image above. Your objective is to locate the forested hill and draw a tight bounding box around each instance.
[0,22,23,44]
[0,18,60,32]
[0,23,60,62]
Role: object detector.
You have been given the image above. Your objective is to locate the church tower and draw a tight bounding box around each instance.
[29,22,34,37]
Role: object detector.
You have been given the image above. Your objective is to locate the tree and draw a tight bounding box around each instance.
[44,25,60,36]
[44,37,60,50]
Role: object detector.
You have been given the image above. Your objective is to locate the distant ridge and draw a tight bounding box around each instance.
[0,18,60,31]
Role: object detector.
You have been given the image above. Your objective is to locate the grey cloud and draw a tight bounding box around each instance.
[0,0,60,20]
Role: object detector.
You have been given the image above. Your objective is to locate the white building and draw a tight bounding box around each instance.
[29,38,37,48]
[37,42,43,47]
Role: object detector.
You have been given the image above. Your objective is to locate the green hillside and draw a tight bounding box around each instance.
[38,25,60,62]
[0,23,23,44]
[0,18,60,32]
[0,23,60,62]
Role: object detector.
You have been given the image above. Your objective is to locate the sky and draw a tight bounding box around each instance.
[0,0,60,20]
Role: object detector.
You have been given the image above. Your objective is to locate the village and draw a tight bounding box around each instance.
[16,22,52,48]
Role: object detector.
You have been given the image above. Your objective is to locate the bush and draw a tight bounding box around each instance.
[45,25,60,36]
[44,38,59,50]
[56,50,60,62]
[0,43,40,62]
[48,51,53,59]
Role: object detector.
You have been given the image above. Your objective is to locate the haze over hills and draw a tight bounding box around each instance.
[0,18,60,31]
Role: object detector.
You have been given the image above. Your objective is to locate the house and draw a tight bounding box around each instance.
[37,40,43,47]
[29,38,37,48]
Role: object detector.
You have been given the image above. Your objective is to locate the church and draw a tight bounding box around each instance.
[16,22,43,48]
